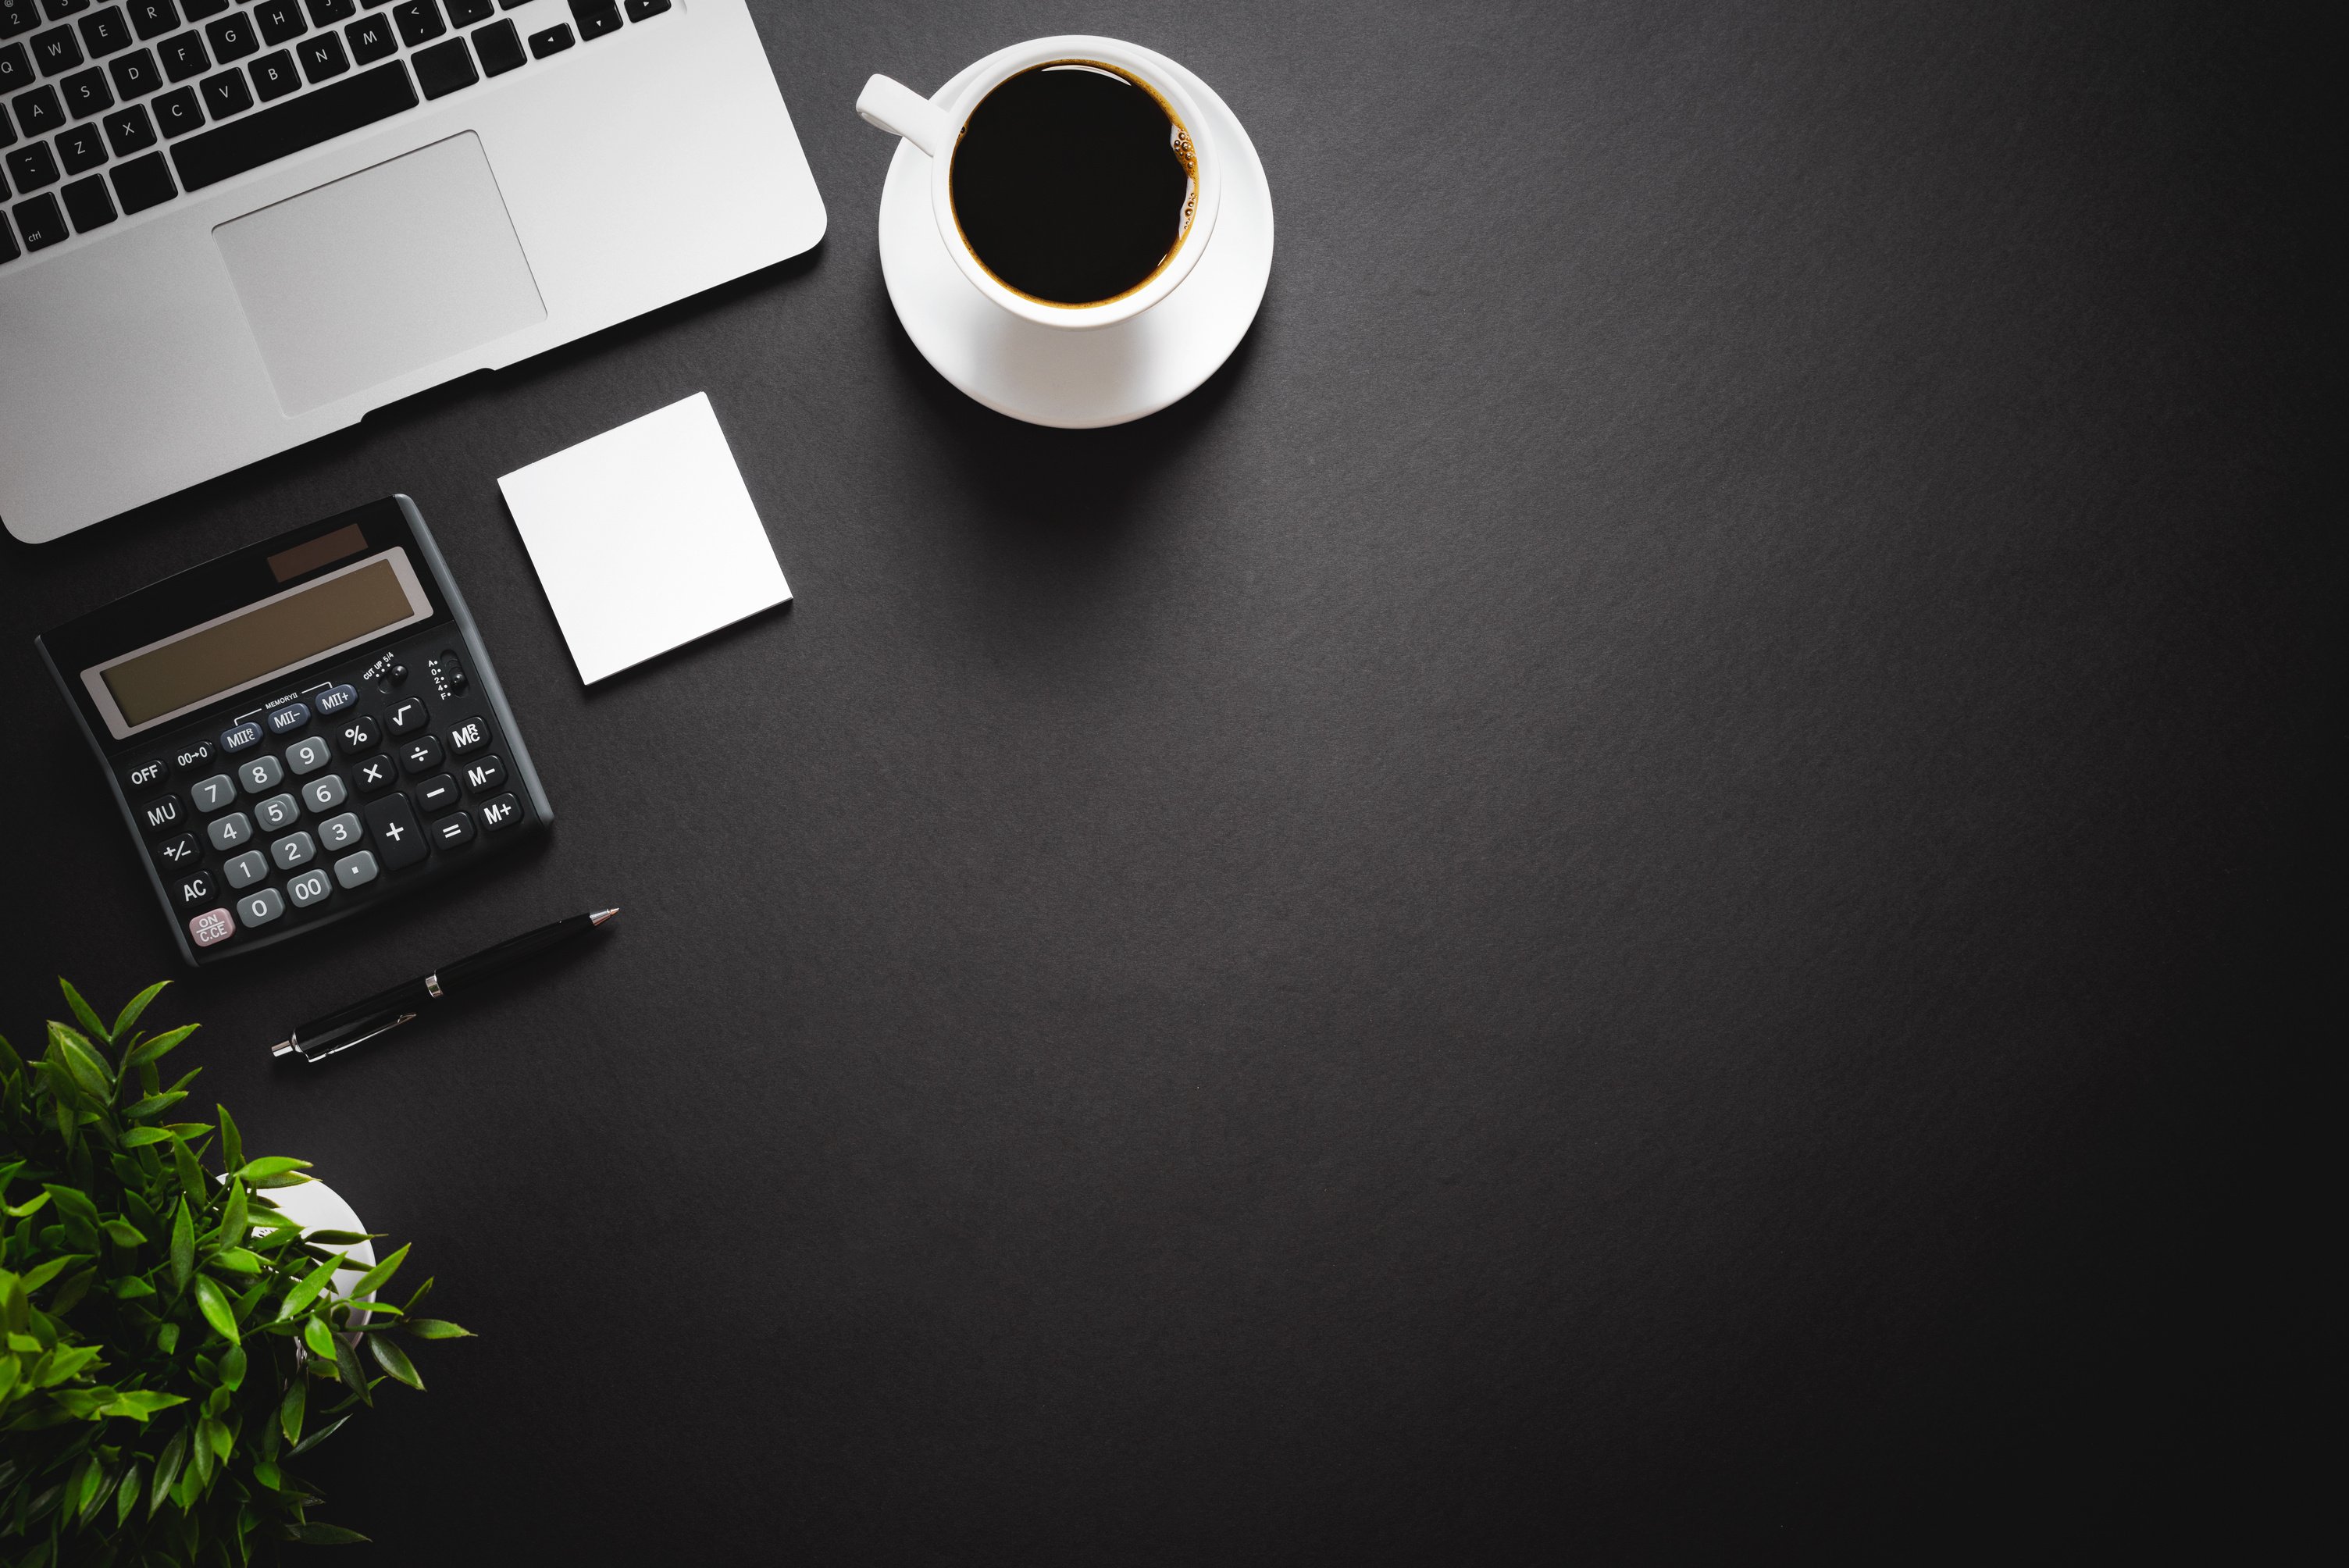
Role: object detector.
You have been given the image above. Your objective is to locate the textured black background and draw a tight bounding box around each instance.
[0,1,2329,1559]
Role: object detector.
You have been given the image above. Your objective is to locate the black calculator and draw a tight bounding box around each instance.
[37,497,554,966]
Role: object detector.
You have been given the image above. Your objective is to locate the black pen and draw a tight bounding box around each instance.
[269,908,618,1064]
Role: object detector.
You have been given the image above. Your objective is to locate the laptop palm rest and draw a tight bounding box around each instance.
[214,132,547,418]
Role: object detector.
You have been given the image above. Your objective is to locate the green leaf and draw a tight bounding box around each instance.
[235,1156,311,1181]
[46,1022,112,1102]
[367,1335,422,1390]
[111,1276,156,1299]
[209,1246,264,1275]
[102,1219,148,1247]
[50,1267,97,1315]
[115,1460,144,1525]
[278,1253,344,1320]
[119,1089,188,1119]
[119,1127,174,1148]
[217,1104,246,1176]
[98,1389,187,1422]
[170,1138,206,1210]
[111,981,170,1043]
[193,1277,240,1344]
[59,980,109,1044]
[403,1319,474,1340]
[282,1522,369,1545]
[345,1243,409,1303]
[301,1230,380,1246]
[219,1343,248,1391]
[169,1199,194,1292]
[302,1316,337,1361]
[200,1415,232,1462]
[216,1178,248,1250]
[279,1379,305,1445]
[287,1412,350,1458]
[127,1024,198,1067]
[3,1191,51,1219]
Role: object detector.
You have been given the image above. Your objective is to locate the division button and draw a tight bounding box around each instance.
[361,791,426,868]
[205,810,252,850]
[236,753,283,793]
[187,906,237,946]
[136,793,183,834]
[476,792,521,831]
[284,867,330,907]
[126,757,166,789]
[152,831,199,868]
[300,772,348,812]
[223,848,267,887]
[331,848,378,888]
[269,829,315,869]
[171,868,214,909]
[283,733,332,774]
[235,886,283,927]
[459,753,504,794]
[385,694,429,734]
[398,733,442,774]
[262,700,309,736]
[253,790,299,832]
[427,809,473,848]
[412,772,458,814]
[189,772,236,811]
[316,809,363,850]
[219,719,263,752]
[351,753,395,792]
[445,715,488,754]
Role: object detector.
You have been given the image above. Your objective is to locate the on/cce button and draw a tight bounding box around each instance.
[188,907,237,947]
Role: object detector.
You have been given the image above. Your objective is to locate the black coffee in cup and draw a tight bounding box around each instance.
[950,63,1198,308]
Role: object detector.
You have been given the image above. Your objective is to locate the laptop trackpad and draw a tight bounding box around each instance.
[215,132,546,416]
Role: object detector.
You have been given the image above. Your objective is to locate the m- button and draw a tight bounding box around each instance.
[447,717,490,755]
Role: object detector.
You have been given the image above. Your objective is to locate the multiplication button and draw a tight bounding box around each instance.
[353,754,396,793]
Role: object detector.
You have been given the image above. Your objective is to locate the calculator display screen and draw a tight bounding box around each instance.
[82,549,433,739]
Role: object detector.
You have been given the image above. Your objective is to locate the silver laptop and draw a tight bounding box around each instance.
[0,0,824,543]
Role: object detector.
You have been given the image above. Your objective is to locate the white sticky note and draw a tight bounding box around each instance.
[497,393,791,684]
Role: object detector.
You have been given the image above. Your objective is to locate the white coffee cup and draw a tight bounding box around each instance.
[857,37,1221,331]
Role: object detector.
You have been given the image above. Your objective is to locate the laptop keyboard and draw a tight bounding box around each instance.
[1,0,668,265]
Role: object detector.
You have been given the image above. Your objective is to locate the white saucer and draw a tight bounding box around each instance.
[876,47,1275,428]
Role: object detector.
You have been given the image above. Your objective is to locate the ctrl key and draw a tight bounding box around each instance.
[187,906,237,949]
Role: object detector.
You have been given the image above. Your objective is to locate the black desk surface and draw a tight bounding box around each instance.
[0,2,2325,1558]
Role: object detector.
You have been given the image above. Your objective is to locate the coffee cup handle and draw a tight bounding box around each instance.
[857,76,957,159]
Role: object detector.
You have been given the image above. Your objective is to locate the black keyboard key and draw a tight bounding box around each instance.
[469,14,515,73]
[57,59,105,111]
[289,20,329,74]
[201,7,248,60]
[250,0,297,39]
[458,752,504,794]
[301,0,345,19]
[42,0,87,14]
[0,212,16,258]
[351,752,394,792]
[411,771,457,814]
[360,790,425,868]
[440,0,478,20]
[153,25,198,74]
[105,41,154,93]
[194,62,241,112]
[426,808,472,849]
[54,114,102,166]
[172,52,405,184]
[522,19,559,54]
[409,29,465,95]
[27,21,77,70]
[339,9,383,58]
[153,830,200,870]
[58,163,106,223]
[77,3,127,52]
[620,0,658,17]
[565,0,608,40]
[149,79,193,128]
[397,732,442,774]
[244,41,289,94]
[107,141,164,203]
[100,94,147,148]
[13,80,62,131]
[126,0,173,37]
[179,0,224,16]
[11,187,62,241]
[0,41,30,90]
[5,135,56,184]
[387,0,432,45]
[1,0,34,37]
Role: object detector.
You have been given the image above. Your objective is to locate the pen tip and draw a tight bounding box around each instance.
[269,1040,295,1060]
[591,907,619,925]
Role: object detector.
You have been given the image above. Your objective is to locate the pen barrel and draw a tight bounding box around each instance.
[291,978,432,1060]
[435,913,592,994]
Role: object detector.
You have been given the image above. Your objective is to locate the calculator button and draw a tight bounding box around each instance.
[285,867,332,907]
[398,734,442,775]
[188,907,237,946]
[361,792,426,868]
[253,791,299,832]
[477,793,521,831]
[313,682,359,716]
[171,868,215,909]
[262,701,310,736]
[446,715,489,754]
[173,738,217,772]
[219,721,264,753]
[223,848,267,887]
[334,712,380,754]
[126,757,167,790]
[386,695,430,735]
[301,772,348,812]
[206,811,252,850]
[189,772,235,811]
[237,754,283,793]
[412,772,458,814]
[237,886,285,926]
[427,810,474,849]
[317,810,363,850]
[153,831,199,869]
[283,735,332,775]
[135,793,184,835]
[351,754,395,793]
[332,848,378,888]
[269,829,315,870]
[459,753,504,795]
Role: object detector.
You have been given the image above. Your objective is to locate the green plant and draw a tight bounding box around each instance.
[0,980,470,1566]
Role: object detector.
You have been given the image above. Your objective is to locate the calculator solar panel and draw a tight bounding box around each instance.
[37,494,552,964]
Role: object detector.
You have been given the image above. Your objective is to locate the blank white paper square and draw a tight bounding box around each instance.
[497,392,790,684]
